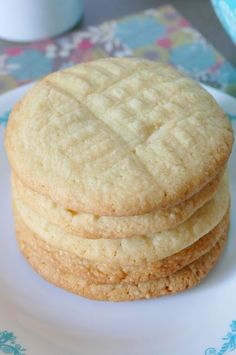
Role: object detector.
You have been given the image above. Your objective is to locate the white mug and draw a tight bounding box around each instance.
[0,0,83,42]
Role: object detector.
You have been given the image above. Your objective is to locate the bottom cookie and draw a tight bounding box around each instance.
[17,228,227,302]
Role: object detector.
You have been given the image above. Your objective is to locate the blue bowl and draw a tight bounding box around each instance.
[211,0,236,44]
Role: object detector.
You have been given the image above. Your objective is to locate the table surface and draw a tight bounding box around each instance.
[80,0,235,66]
[0,0,235,97]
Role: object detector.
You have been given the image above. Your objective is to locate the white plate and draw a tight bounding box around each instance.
[0,84,235,355]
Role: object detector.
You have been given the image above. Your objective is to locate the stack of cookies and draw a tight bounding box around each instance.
[5,58,233,301]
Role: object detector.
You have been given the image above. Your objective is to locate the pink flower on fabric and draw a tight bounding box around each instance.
[5,47,22,56]
[78,39,93,50]
[179,18,190,28]
[156,37,172,48]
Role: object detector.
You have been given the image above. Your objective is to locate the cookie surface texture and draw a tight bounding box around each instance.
[5,58,233,216]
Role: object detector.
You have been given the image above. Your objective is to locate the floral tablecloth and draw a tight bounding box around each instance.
[0,4,236,96]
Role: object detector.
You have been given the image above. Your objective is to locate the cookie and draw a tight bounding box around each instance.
[12,170,223,239]
[5,58,233,216]
[17,226,227,301]
[13,176,229,265]
[15,208,229,284]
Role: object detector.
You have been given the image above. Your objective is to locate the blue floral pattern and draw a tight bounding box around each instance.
[7,51,52,81]
[171,42,216,74]
[0,5,235,96]
[115,15,165,49]
[205,321,236,355]
[0,331,26,355]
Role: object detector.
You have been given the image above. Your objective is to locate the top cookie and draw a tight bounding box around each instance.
[5,58,233,216]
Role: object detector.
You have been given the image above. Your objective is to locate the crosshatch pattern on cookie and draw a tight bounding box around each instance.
[5,59,233,216]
